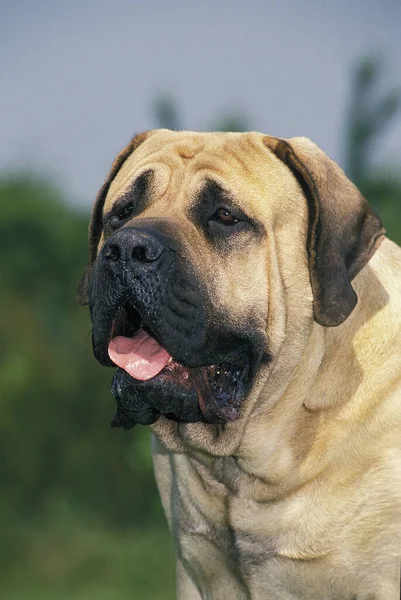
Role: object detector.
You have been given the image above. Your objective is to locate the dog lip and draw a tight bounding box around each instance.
[192,362,247,422]
[114,358,248,424]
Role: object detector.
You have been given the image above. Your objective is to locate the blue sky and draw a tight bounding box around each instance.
[2,0,400,207]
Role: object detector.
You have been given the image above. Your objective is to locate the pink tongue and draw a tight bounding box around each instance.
[108,329,171,381]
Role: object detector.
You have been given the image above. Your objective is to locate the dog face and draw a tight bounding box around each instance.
[80,130,383,430]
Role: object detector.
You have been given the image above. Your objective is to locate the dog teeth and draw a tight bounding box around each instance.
[168,357,173,363]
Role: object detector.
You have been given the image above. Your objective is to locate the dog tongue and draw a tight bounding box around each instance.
[108,329,171,381]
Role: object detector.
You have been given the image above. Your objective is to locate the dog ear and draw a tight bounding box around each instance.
[264,136,385,327]
[77,131,153,305]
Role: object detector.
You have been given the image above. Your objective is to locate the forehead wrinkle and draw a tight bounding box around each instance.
[220,141,259,177]
[104,161,173,213]
[187,133,266,173]
[185,169,265,222]
[187,178,234,213]
[109,131,266,202]
[185,145,267,196]
[103,169,154,221]
[104,131,286,219]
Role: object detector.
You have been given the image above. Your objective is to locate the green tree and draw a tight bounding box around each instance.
[345,56,400,185]
[153,96,181,130]
[153,94,249,131]
[344,57,401,243]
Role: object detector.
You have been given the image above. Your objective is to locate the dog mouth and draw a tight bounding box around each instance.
[105,302,248,425]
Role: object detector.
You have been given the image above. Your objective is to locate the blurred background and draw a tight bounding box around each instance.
[1,1,400,598]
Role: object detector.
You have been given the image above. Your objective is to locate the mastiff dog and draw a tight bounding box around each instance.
[79,130,401,599]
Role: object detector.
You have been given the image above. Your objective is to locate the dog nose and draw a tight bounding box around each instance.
[102,227,165,266]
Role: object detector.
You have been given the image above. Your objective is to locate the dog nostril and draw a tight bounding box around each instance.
[104,243,120,261]
[131,244,162,263]
[131,246,147,262]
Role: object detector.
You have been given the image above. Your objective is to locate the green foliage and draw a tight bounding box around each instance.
[209,113,249,133]
[359,170,401,243]
[345,56,401,184]
[0,175,174,597]
[2,514,174,600]
[153,94,250,132]
[153,96,181,131]
[344,57,401,243]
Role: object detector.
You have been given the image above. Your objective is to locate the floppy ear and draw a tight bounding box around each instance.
[77,268,90,306]
[77,131,153,305]
[264,136,385,327]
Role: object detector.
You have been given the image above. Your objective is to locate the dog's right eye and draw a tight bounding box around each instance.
[109,202,134,229]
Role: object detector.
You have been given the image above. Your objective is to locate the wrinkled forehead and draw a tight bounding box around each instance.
[103,130,301,219]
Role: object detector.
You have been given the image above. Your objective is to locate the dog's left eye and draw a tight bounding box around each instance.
[212,208,239,226]
[110,203,134,229]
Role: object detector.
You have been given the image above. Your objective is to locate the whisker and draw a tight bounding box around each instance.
[84,329,92,345]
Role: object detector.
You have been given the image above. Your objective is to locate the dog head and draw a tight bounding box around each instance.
[79,130,384,430]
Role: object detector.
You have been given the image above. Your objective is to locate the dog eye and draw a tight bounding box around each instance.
[213,208,239,226]
[110,202,134,229]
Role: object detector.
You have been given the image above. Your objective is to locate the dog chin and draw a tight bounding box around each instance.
[110,358,249,428]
